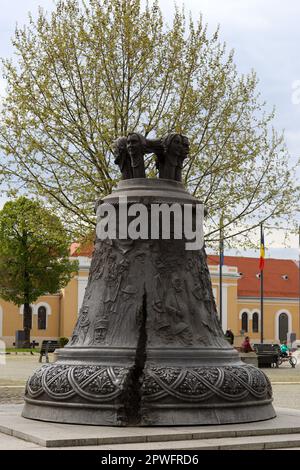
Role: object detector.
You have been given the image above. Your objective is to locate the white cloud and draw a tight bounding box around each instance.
[0,196,8,210]
[285,130,300,145]
[0,0,55,59]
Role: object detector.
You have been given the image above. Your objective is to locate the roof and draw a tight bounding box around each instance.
[70,242,94,257]
[208,255,299,299]
[70,242,299,299]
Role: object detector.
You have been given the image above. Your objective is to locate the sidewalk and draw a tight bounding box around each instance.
[1,405,300,450]
[1,354,300,449]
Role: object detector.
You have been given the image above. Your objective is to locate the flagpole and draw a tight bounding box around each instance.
[298,225,300,343]
[260,223,264,344]
[219,217,223,330]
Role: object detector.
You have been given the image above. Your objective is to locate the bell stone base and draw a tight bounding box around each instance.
[22,401,275,427]
[22,348,275,426]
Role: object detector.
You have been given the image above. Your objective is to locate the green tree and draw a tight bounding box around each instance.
[0,0,298,245]
[0,197,78,346]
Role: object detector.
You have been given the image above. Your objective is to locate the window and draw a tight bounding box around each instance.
[241,312,248,333]
[252,312,259,333]
[37,306,47,330]
[278,312,288,343]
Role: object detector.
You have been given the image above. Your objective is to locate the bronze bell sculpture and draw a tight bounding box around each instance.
[23,134,275,425]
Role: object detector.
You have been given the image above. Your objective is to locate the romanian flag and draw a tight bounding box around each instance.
[259,228,265,271]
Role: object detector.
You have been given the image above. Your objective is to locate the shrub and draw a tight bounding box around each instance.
[59,337,69,348]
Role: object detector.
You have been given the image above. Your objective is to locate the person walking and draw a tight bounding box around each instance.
[241,336,253,353]
[225,329,234,345]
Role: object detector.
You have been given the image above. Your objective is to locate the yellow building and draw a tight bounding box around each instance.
[208,255,300,345]
[0,248,299,347]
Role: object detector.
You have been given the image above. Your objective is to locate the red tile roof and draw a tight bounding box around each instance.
[208,255,299,299]
[70,242,94,257]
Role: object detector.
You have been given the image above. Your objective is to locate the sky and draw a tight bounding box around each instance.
[0,0,299,258]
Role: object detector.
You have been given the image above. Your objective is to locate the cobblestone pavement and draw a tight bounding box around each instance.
[0,387,24,404]
[0,354,54,404]
[0,354,54,386]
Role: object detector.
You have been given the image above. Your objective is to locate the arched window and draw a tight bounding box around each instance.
[241,312,248,333]
[278,312,288,343]
[252,312,259,333]
[38,306,47,330]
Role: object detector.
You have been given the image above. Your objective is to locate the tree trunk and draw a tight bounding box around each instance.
[23,302,32,348]
[22,229,31,348]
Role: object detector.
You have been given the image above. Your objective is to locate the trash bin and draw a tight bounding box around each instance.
[15,330,27,348]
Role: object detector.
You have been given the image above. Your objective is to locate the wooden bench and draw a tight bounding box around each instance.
[39,340,59,363]
[253,343,280,368]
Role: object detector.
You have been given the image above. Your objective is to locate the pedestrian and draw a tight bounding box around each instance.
[241,336,253,353]
[225,329,234,345]
[280,340,289,357]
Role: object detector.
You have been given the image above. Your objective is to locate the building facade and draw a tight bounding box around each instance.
[208,255,300,345]
[0,248,299,347]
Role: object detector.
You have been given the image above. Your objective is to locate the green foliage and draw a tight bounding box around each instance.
[59,336,69,348]
[0,0,298,245]
[0,197,78,306]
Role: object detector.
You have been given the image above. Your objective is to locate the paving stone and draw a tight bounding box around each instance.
[59,434,300,450]
[1,406,300,449]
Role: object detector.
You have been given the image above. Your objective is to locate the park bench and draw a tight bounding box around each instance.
[253,343,280,368]
[39,340,59,363]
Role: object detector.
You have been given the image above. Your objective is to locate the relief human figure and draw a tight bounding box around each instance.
[175,135,190,182]
[113,137,133,180]
[109,282,138,345]
[173,316,193,346]
[103,255,129,317]
[165,274,193,345]
[152,300,173,343]
[165,275,189,317]
[93,318,109,344]
[71,306,90,345]
[127,133,146,178]
[158,133,183,180]
[103,254,119,317]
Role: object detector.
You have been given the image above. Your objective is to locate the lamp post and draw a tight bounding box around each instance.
[298,225,300,344]
[260,223,264,344]
[219,216,224,330]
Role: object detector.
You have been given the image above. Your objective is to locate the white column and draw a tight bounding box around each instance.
[77,278,88,315]
[212,288,217,303]
[221,284,228,332]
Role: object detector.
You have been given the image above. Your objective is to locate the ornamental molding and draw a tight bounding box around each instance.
[25,363,272,405]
